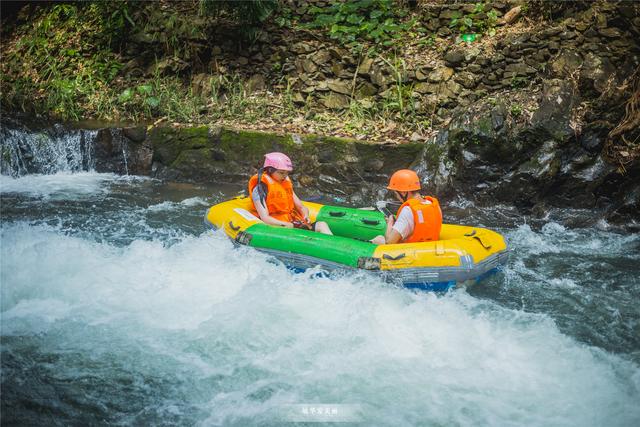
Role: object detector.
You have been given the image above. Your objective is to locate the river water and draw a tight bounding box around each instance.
[1,127,639,426]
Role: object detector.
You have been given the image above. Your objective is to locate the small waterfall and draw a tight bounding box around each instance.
[115,129,130,176]
[0,124,98,177]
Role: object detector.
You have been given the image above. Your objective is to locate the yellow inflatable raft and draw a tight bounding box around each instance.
[205,197,508,291]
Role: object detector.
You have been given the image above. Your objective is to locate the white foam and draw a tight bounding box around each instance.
[1,298,73,335]
[146,197,209,212]
[548,278,579,289]
[508,224,561,255]
[1,222,639,426]
[0,171,118,199]
[180,196,209,207]
[541,221,567,235]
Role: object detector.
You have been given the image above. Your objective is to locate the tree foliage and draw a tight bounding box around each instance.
[306,0,413,47]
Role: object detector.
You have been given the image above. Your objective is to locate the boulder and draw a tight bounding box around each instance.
[504,62,537,76]
[356,82,378,98]
[370,68,391,87]
[442,80,463,98]
[580,53,615,94]
[123,127,147,143]
[414,82,438,94]
[415,67,430,81]
[292,92,306,105]
[191,73,211,98]
[292,42,315,54]
[358,57,375,76]
[327,80,352,95]
[549,50,583,77]
[463,47,481,63]
[302,59,318,74]
[310,49,332,65]
[502,6,522,24]
[515,140,561,181]
[95,128,152,175]
[439,9,459,20]
[598,27,623,38]
[428,66,454,83]
[444,49,466,67]
[455,71,480,89]
[531,79,576,141]
[331,62,344,76]
[322,93,351,109]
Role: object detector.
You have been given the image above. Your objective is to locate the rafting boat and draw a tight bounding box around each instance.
[204,197,508,291]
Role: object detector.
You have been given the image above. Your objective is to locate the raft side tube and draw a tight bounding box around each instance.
[242,223,377,267]
[316,206,386,241]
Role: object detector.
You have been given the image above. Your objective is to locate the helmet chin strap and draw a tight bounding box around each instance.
[396,191,409,203]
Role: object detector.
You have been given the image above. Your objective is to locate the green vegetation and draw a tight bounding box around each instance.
[510,104,523,117]
[1,2,131,120]
[378,54,416,120]
[3,0,628,159]
[0,0,437,139]
[510,76,529,89]
[449,2,499,37]
[305,0,414,49]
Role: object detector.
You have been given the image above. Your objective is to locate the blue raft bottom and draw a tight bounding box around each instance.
[283,264,503,293]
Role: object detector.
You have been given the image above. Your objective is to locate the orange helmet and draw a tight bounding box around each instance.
[387,169,421,192]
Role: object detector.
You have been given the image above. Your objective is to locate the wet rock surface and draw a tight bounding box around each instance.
[2,114,638,230]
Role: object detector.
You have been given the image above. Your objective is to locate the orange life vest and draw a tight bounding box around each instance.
[396,196,442,243]
[248,173,296,222]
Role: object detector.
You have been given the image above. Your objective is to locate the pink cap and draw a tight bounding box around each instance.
[263,152,293,171]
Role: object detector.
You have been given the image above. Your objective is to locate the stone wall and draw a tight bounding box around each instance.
[121,1,638,135]
[274,1,638,124]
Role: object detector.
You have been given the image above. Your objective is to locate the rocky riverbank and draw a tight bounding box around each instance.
[3,115,638,231]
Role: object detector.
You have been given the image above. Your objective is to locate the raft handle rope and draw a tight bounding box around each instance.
[473,236,492,250]
[228,221,241,231]
[464,229,492,249]
[328,211,347,217]
[383,253,406,261]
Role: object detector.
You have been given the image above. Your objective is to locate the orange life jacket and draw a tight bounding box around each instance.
[248,173,296,222]
[396,196,442,243]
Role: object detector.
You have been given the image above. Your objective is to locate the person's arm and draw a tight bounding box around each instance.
[292,191,310,222]
[253,187,293,227]
[384,215,404,244]
[386,206,414,243]
[371,215,403,244]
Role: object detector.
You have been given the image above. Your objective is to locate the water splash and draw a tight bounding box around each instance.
[1,223,639,426]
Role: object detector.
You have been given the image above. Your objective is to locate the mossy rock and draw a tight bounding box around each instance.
[149,126,212,166]
[147,125,426,189]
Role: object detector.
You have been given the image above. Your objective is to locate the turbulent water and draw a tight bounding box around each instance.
[1,128,640,426]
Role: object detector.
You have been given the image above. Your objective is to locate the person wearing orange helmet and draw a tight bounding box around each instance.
[371,169,442,245]
[248,152,332,234]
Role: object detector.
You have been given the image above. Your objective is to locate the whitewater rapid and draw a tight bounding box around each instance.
[2,172,639,426]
